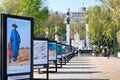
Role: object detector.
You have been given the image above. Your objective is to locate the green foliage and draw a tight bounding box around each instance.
[100,0,120,46]
[16,0,41,17]
[86,5,114,47]
[70,22,86,40]
[0,0,49,38]
[86,0,120,55]
[16,0,50,38]
[0,0,66,40]
[0,0,20,14]
[47,12,66,40]
[116,30,120,45]
[86,6,102,45]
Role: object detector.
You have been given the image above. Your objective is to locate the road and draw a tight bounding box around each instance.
[34,54,120,80]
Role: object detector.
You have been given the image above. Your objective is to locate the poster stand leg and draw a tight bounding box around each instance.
[65,56,66,65]
[47,64,49,80]
[55,60,57,72]
[60,58,62,68]
[38,68,40,74]
[33,64,49,80]
[57,58,62,68]
[48,60,57,73]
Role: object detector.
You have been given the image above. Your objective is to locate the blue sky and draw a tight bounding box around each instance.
[7,18,31,48]
[0,0,1,2]
[48,0,101,13]
[0,0,101,13]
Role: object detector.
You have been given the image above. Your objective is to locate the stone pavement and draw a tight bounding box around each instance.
[34,54,120,80]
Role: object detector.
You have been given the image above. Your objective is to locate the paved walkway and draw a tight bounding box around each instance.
[34,54,120,80]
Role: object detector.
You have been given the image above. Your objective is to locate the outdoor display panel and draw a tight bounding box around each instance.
[0,14,2,80]
[0,42,1,80]
[0,22,1,80]
[61,44,66,57]
[68,45,71,53]
[1,14,33,80]
[48,41,57,60]
[0,41,1,80]
[56,43,62,58]
[72,46,75,52]
[65,45,69,54]
[33,38,48,65]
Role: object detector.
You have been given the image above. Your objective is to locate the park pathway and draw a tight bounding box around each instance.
[34,54,120,80]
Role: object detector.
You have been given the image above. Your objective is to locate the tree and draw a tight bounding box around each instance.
[70,22,86,40]
[0,0,21,14]
[0,0,49,38]
[47,12,66,40]
[86,5,115,54]
[86,6,102,46]
[17,0,49,38]
[100,0,120,46]
[116,30,120,45]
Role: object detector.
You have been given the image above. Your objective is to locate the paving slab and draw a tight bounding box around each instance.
[34,55,120,80]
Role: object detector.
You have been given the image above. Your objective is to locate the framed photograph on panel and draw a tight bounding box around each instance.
[61,44,66,57]
[48,41,57,61]
[56,43,62,59]
[68,45,71,54]
[65,45,69,54]
[1,14,33,80]
[33,38,48,66]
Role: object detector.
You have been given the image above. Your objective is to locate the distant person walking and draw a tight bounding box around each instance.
[10,24,21,62]
[104,47,107,57]
[95,47,98,57]
[102,47,104,56]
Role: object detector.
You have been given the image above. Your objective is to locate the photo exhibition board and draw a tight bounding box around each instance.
[0,37,2,80]
[0,39,1,80]
[48,42,57,60]
[33,39,48,65]
[0,42,1,80]
[72,46,75,52]
[61,44,66,57]
[5,14,33,80]
[0,37,1,80]
[65,45,69,54]
[56,43,62,58]
[68,45,71,53]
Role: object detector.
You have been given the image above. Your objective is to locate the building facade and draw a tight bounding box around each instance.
[70,7,86,23]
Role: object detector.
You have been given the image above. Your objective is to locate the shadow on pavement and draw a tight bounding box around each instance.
[51,71,101,74]
[61,67,95,69]
[66,63,93,66]
[69,62,90,63]
[49,78,110,80]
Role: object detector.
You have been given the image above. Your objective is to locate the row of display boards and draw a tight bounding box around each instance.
[0,14,78,80]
